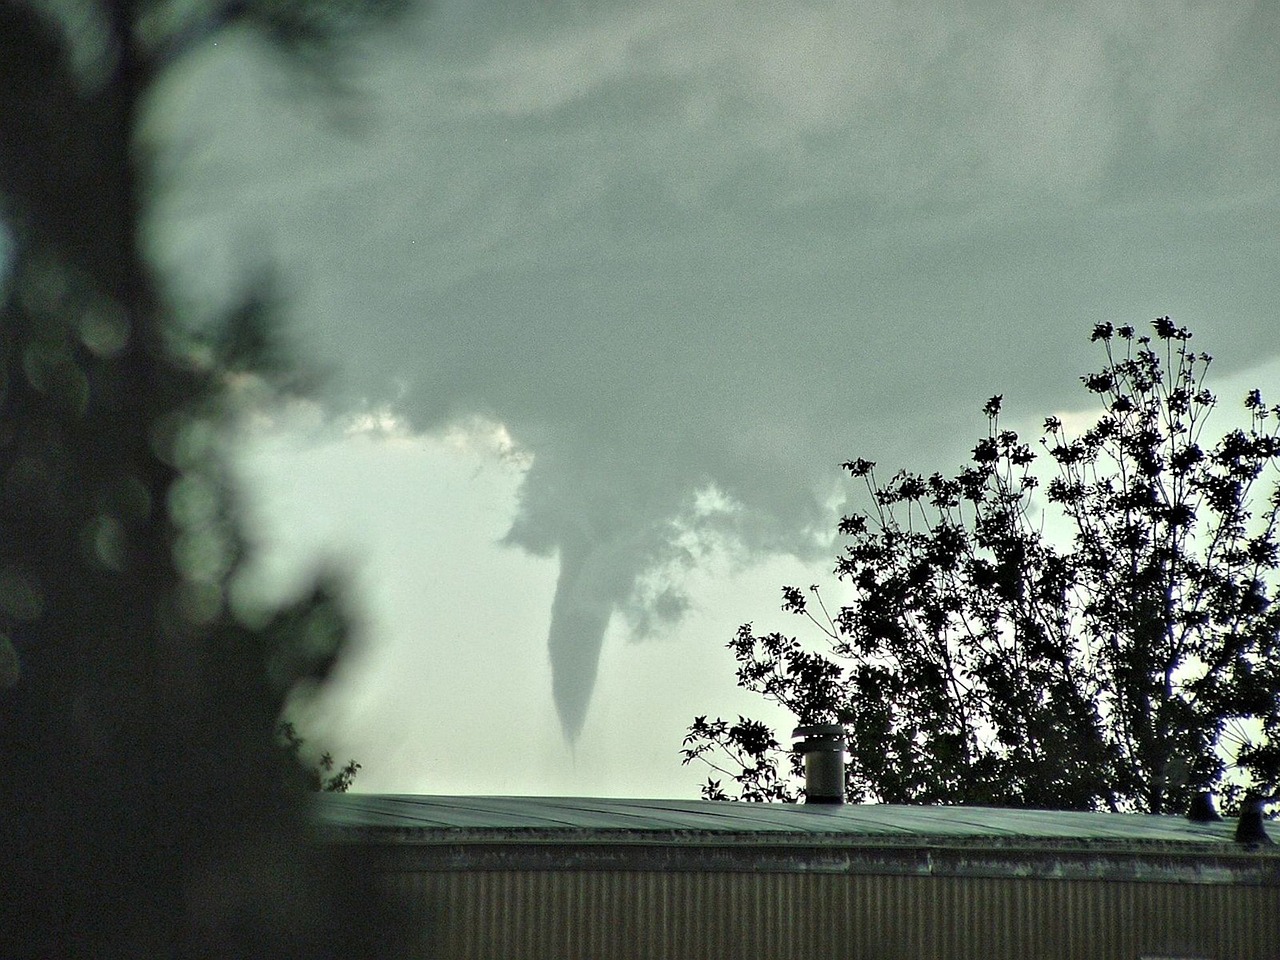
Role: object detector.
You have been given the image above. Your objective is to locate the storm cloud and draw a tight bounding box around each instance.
[152,0,1280,740]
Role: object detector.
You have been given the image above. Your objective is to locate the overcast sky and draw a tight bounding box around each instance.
[148,0,1280,797]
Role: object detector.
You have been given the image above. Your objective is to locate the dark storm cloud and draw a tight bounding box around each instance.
[152,0,1280,739]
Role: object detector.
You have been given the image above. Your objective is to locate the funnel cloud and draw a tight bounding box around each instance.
[545,536,616,742]
[153,0,1280,741]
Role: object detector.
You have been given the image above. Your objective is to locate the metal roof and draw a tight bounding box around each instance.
[313,793,1250,845]
[313,795,1280,889]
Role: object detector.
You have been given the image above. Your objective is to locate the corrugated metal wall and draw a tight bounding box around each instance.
[387,869,1280,960]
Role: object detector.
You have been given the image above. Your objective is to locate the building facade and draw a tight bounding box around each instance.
[315,795,1280,960]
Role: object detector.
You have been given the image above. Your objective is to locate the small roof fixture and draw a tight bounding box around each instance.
[791,724,846,805]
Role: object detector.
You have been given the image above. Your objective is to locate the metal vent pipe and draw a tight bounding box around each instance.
[791,724,846,804]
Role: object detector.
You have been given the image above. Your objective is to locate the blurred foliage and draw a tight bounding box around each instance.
[278,721,362,793]
[685,320,1280,815]
[0,0,411,957]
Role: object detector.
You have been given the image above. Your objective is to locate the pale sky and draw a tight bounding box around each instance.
[147,0,1280,797]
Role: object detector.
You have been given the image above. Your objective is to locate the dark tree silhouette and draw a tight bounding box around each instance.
[278,721,363,792]
[0,1,409,957]
[684,320,1280,814]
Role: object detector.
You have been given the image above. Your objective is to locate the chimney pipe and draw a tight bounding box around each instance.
[791,724,846,805]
